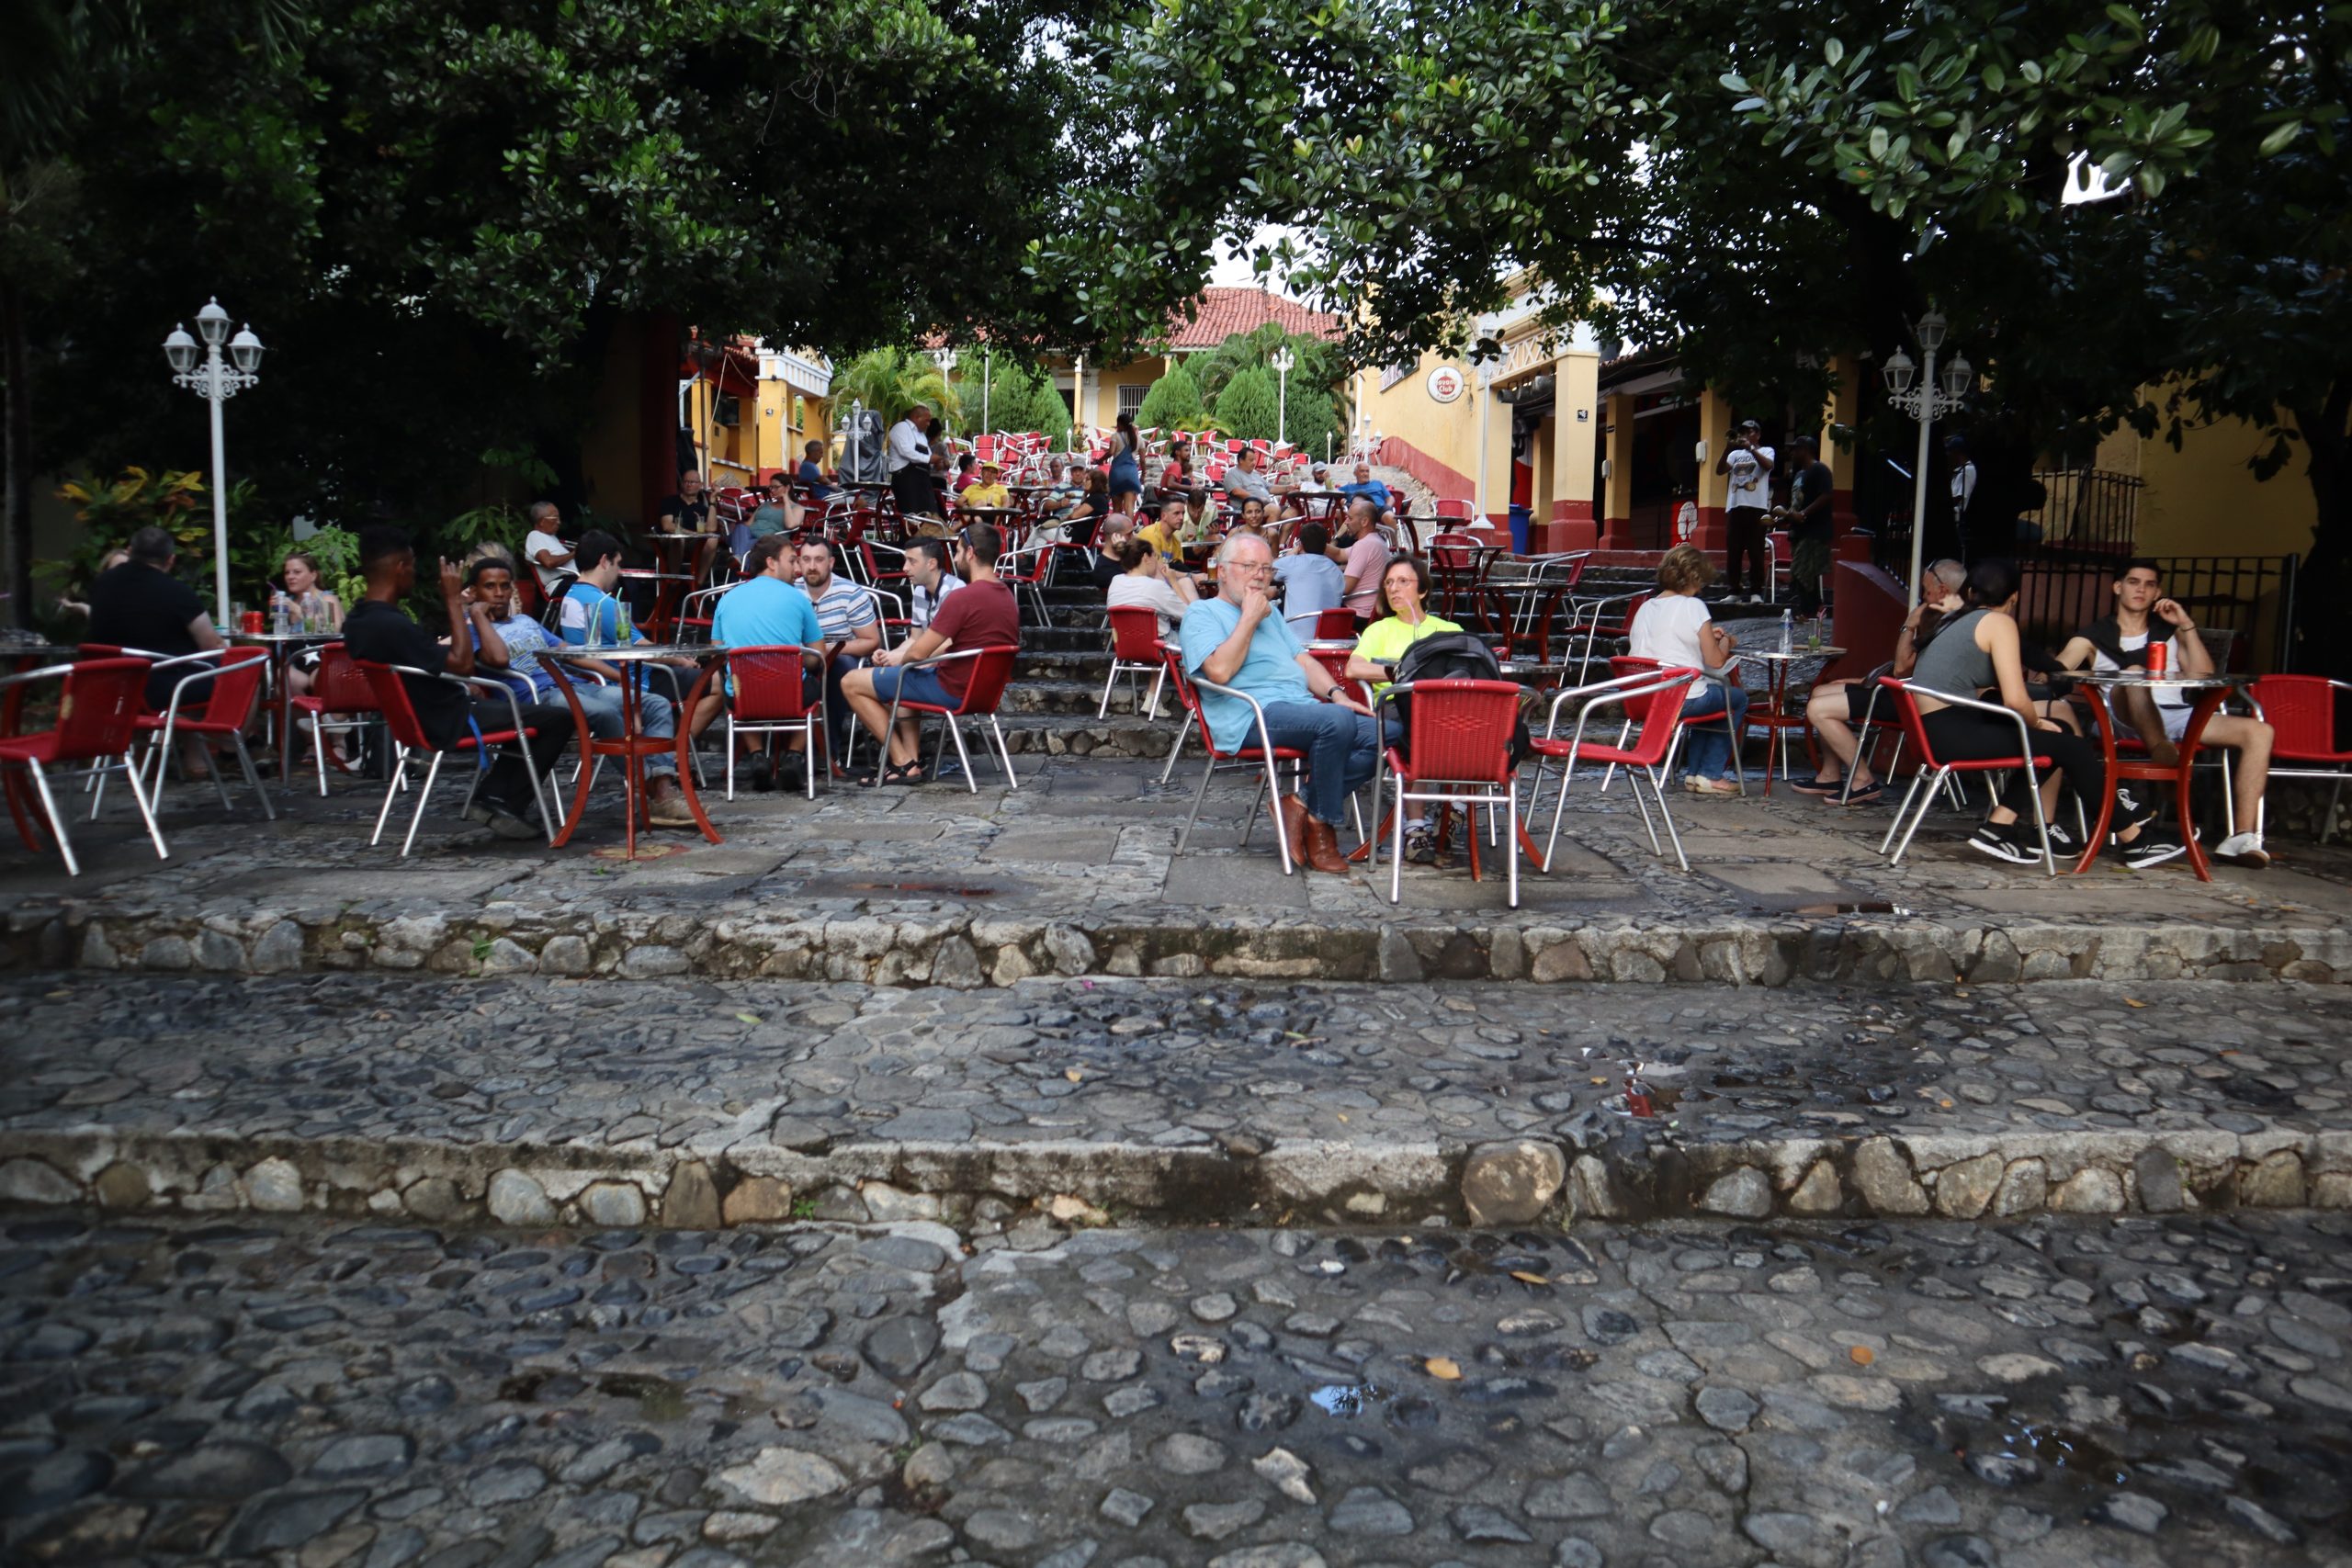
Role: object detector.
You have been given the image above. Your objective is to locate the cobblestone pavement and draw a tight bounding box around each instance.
[4,976,2347,1226]
[3,1207,2347,1567]
[6,750,2352,986]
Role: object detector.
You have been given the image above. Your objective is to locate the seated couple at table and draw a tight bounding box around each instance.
[1178,534,1395,874]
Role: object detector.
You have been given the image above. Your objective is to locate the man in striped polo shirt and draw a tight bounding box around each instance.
[795,536,882,768]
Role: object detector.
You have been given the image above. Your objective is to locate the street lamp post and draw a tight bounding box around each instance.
[1881,310,1973,607]
[163,299,264,624]
[1269,345,1295,447]
[1475,360,1502,530]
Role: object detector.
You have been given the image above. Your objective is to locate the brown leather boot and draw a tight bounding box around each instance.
[1274,793,1310,868]
[1303,815,1351,874]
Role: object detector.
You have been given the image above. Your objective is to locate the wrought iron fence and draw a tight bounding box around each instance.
[2021,468,2143,558]
[2018,554,2300,673]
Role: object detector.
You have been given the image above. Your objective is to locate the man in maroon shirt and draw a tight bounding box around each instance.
[840,522,1021,784]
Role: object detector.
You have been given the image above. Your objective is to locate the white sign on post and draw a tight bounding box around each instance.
[1426,367,1465,403]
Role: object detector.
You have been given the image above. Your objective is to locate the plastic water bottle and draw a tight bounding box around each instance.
[1779,607,1793,656]
[271,592,291,637]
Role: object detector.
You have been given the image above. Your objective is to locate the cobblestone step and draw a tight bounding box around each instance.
[2,975,2346,1234]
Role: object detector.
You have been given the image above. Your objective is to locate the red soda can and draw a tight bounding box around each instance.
[2146,640,2167,676]
[242,609,266,635]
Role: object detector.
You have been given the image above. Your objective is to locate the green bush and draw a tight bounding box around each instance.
[1137,361,1208,432]
[1212,366,1282,442]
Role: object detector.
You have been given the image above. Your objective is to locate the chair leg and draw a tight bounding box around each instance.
[1542,753,1578,874]
[805,717,820,800]
[988,718,1018,788]
[1261,752,1295,875]
[119,749,169,863]
[313,721,333,797]
[946,718,978,795]
[1158,713,1193,784]
[370,755,408,846]
[1625,765,1663,856]
[1143,666,1165,721]
[1506,783,1521,908]
[1881,774,1927,855]
[2022,763,2057,877]
[1888,767,1947,866]
[1389,776,1406,905]
[1647,769,1690,872]
[725,715,738,801]
[230,735,275,821]
[26,760,78,876]
[400,752,447,856]
[1176,751,1220,855]
[1097,660,1118,719]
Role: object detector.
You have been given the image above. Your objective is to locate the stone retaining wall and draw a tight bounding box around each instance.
[3,1121,2344,1235]
[7,901,2349,987]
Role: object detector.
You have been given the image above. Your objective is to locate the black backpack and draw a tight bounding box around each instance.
[1386,631,1533,766]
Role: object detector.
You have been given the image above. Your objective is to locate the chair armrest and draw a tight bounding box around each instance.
[1191,674,1284,758]
[1539,667,1698,738]
[1905,682,2041,751]
[890,645,993,672]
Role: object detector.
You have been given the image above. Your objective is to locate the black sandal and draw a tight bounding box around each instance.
[880,761,928,786]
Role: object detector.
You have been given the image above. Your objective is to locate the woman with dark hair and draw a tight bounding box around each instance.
[1907,558,2180,868]
[1109,411,1144,504]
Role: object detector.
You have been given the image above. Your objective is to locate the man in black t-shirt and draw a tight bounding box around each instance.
[341,525,574,840]
[1772,435,1838,614]
[87,526,225,700]
[656,468,718,584]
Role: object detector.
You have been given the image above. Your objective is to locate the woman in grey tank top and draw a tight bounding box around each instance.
[1906,560,2180,868]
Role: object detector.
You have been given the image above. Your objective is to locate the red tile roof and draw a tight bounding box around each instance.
[1167,288,1341,350]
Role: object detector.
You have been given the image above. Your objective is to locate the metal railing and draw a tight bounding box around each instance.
[2018,553,2300,673]
[2020,468,2143,558]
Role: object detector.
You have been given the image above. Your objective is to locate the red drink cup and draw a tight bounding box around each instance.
[2146,640,2167,676]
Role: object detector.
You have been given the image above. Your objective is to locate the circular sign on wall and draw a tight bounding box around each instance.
[1426,367,1465,403]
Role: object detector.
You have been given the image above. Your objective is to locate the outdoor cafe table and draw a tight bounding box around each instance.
[228,628,342,787]
[2064,668,2249,882]
[1740,646,1846,795]
[542,643,721,860]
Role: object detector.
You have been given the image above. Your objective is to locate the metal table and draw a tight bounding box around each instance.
[544,644,721,858]
[1740,646,1846,794]
[229,629,341,786]
[2064,669,2248,881]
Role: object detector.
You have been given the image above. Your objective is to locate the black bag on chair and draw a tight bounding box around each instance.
[1386,631,1533,766]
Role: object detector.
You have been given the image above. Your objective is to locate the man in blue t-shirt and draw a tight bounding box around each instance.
[1178,533,1383,875]
[795,440,836,502]
[699,534,828,791]
[1337,460,1394,517]
[468,556,688,823]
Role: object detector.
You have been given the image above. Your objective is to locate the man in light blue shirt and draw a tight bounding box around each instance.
[1338,460,1394,516]
[701,533,827,791]
[1273,522,1345,623]
[1178,533,1382,874]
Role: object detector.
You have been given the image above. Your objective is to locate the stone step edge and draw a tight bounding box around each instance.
[8,905,2348,987]
[1,1123,2342,1233]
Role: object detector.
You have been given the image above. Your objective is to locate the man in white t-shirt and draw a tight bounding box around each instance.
[887,405,937,522]
[1714,418,1773,603]
[905,539,962,629]
[522,501,574,594]
[2055,558,2276,866]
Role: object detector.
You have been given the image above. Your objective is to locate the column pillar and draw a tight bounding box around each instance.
[1599,392,1636,550]
[1692,388,1733,554]
[1824,354,1871,562]
[1540,350,1600,551]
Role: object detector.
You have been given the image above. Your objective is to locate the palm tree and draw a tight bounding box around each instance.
[831,347,963,427]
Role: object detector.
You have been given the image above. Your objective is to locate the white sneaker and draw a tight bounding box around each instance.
[2212,830,2270,867]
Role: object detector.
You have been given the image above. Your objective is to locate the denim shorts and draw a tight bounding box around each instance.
[867,664,956,710]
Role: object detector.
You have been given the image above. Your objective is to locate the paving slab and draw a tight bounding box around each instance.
[1,1207,2346,1567]
[6,753,2351,985]
[2,973,2346,1229]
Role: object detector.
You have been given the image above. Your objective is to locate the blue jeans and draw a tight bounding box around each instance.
[1679,682,1748,780]
[1257,702,1388,827]
[575,682,676,777]
[823,655,863,757]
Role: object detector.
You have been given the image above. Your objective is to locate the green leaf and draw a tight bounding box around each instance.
[1823,38,1844,68]
[2258,119,2301,155]
[1980,63,2005,94]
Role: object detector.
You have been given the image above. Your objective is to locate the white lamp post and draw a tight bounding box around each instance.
[164,299,263,624]
[1269,345,1295,447]
[1882,310,1973,607]
[1475,360,1502,528]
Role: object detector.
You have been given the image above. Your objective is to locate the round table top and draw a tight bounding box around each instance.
[2067,669,2245,690]
[548,643,709,663]
[229,630,339,645]
[1745,646,1847,662]
[0,642,91,664]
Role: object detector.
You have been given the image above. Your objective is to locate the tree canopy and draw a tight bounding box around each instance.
[5,0,1092,606]
[1047,0,2351,657]
[1136,360,1209,433]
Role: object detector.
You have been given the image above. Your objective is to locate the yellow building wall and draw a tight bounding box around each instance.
[1361,354,1485,488]
[2129,417,2314,559]
[1089,360,1159,433]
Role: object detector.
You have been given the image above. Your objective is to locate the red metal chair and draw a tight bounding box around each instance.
[1313,607,1357,640]
[139,644,275,821]
[1102,605,1170,719]
[995,547,1054,627]
[1371,678,1526,907]
[288,642,383,795]
[356,660,558,855]
[881,645,1021,794]
[1434,498,1475,521]
[0,658,168,875]
[1160,644,1307,875]
[2249,675,2352,839]
[1426,532,1484,618]
[1530,667,1700,873]
[1610,654,1745,793]
[710,645,826,799]
[1875,677,2061,874]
